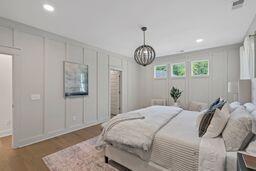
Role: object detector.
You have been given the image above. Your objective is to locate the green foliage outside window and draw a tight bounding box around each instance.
[154,65,167,78]
[172,63,185,77]
[192,60,209,76]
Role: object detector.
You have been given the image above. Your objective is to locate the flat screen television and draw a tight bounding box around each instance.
[64,61,88,97]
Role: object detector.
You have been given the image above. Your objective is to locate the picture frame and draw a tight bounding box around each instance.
[64,61,88,97]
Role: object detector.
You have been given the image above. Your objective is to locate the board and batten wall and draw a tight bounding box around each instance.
[0,54,12,137]
[0,17,141,147]
[139,44,241,108]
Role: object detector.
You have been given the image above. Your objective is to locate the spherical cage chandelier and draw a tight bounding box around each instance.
[134,27,156,66]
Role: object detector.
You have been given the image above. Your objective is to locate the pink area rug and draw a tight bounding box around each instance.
[43,137,120,171]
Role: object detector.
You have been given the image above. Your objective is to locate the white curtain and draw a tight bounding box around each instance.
[240,36,255,79]
[240,46,250,79]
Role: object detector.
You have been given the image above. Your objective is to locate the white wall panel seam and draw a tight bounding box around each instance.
[42,37,46,134]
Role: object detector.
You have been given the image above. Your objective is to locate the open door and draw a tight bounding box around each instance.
[110,69,122,117]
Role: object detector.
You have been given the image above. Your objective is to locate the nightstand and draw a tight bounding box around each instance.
[237,153,256,171]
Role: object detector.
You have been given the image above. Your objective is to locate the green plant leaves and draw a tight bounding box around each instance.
[170,86,182,102]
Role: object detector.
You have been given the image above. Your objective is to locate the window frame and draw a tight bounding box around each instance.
[170,62,186,78]
[153,64,168,79]
[190,59,210,77]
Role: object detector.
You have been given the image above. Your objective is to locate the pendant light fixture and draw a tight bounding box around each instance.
[134,27,156,66]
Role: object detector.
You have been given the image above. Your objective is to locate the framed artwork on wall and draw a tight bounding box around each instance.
[64,61,88,97]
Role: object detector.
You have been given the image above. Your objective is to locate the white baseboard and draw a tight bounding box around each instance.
[0,129,12,138]
[14,121,103,148]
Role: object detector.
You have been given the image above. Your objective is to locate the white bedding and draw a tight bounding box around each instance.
[199,137,226,171]
[150,110,201,170]
[100,107,235,171]
[99,106,182,151]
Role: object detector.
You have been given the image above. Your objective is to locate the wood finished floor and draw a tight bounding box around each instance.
[0,125,102,171]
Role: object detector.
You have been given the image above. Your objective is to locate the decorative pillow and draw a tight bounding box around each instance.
[222,107,254,151]
[196,109,207,128]
[246,136,256,154]
[198,99,226,137]
[251,110,256,134]
[189,101,208,112]
[209,97,220,109]
[239,132,255,150]
[229,101,241,113]
[244,103,256,113]
[204,103,230,138]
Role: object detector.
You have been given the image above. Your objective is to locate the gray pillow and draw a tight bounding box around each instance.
[251,110,256,134]
[246,136,256,154]
[222,107,253,151]
[204,103,230,138]
[198,99,226,137]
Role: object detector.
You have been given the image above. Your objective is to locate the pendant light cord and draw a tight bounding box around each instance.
[141,27,147,46]
[143,30,145,45]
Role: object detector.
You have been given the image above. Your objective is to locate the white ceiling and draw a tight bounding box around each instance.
[0,0,255,57]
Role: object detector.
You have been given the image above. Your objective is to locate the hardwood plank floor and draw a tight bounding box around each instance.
[0,125,102,171]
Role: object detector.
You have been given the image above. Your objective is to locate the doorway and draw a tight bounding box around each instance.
[0,54,12,138]
[110,69,122,117]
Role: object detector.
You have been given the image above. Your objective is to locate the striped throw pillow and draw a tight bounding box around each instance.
[198,99,226,137]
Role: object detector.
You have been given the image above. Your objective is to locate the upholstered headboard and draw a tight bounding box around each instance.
[251,78,256,104]
[238,80,251,104]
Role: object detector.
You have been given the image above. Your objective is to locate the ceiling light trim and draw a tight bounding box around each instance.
[43,4,55,12]
[196,39,204,43]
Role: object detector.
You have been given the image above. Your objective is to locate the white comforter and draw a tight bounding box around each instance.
[98,106,182,151]
[199,137,226,171]
[151,110,230,171]
[99,107,234,171]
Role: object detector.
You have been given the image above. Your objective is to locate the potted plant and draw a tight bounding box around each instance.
[170,86,182,106]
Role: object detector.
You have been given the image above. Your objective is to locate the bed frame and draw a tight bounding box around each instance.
[104,145,166,171]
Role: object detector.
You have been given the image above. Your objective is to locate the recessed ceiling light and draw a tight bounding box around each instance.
[43,4,55,12]
[196,39,204,43]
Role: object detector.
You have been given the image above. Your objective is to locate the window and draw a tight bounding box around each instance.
[154,65,168,79]
[171,63,186,77]
[191,60,209,76]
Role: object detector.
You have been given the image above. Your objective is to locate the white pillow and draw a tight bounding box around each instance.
[244,103,256,113]
[204,103,230,138]
[229,101,241,112]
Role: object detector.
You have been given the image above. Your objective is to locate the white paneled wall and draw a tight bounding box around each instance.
[0,26,12,46]
[0,54,12,137]
[127,61,141,111]
[45,39,66,134]
[0,17,141,147]
[188,52,211,105]
[98,52,109,122]
[140,44,241,108]
[84,48,98,124]
[14,31,45,141]
[66,44,84,128]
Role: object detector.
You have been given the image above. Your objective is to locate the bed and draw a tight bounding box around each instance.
[96,104,241,171]
[105,109,202,171]
[97,76,256,171]
[98,77,256,171]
